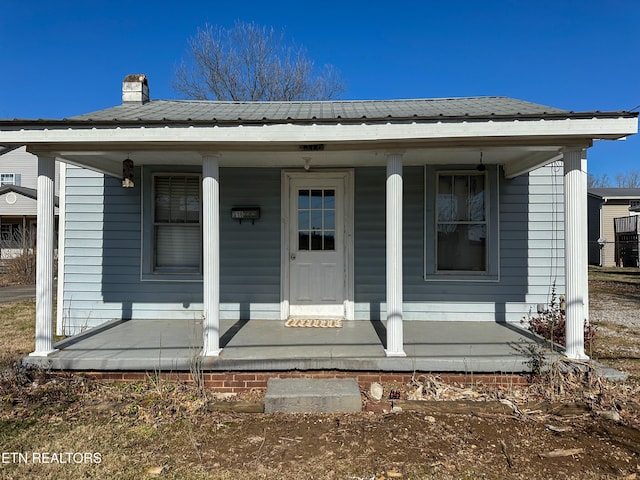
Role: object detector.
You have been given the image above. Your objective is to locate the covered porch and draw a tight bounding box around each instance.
[22,318,547,373]
[25,148,593,363]
[1,77,636,370]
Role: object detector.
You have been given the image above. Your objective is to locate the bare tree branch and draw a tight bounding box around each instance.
[587,173,610,188]
[615,169,640,188]
[172,21,346,101]
[588,170,640,189]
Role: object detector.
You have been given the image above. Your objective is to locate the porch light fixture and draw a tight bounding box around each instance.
[477,152,486,172]
[231,207,261,224]
[122,158,134,188]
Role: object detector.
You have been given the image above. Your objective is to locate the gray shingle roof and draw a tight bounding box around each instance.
[0,145,20,156]
[67,96,571,124]
[0,185,59,206]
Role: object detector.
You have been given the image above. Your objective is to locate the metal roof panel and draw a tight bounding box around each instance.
[67,96,573,123]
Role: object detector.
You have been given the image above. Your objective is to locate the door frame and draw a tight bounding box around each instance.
[280,169,354,321]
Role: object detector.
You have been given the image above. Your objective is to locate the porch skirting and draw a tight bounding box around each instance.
[63,370,531,393]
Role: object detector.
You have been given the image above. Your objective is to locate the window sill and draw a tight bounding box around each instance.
[424,273,500,283]
[141,272,203,282]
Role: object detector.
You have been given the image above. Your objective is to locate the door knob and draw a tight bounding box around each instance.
[290,254,296,260]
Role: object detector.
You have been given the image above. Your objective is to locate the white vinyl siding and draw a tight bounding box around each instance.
[354,164,564,323]
[60,165,283,332]
[60,163,565,330]
[601,202,635,267]
[0,146,59,193]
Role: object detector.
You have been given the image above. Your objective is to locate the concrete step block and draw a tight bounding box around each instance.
[264,378,362,413]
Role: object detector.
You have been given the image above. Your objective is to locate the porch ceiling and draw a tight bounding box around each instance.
[46,143,568,178]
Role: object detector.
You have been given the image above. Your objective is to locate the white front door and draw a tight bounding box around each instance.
[288,175,347,318]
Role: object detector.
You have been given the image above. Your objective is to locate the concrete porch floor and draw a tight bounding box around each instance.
[22,319,553,373]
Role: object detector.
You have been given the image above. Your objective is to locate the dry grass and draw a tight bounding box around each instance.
[0,300,36,368]
[589,265,640,287]
[588,266,640,379]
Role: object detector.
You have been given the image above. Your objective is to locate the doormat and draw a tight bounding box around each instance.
[285,318,343,328]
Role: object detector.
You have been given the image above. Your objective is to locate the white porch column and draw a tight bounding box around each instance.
[563,149,588,360]
[202,154,222,356]
[385,153,406,356]
[30,154,56,356]
[582,153,590,324]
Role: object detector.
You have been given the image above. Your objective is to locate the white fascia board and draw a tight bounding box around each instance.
[0,116,636,146]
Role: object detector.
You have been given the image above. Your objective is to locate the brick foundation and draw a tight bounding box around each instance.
[78,370,529,393]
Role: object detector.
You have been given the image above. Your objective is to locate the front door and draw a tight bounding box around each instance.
[288,174,347,318]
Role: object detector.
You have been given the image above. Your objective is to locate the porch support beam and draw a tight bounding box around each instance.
[563,149,588,360]
[385,153,406,357]
[30,154,57,357]
[202,154,222,356]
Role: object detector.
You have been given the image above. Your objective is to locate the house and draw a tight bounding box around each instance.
[0,75,636,376]
[588,188,640,266]
[0,146,60,258]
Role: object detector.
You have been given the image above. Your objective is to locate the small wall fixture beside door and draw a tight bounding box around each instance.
[231,207,261,224]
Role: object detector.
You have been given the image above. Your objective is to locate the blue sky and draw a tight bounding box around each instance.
[1,0,639,177]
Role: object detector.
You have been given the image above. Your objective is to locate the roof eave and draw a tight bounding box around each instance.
[0,110,636,128]
[0,115,636,148]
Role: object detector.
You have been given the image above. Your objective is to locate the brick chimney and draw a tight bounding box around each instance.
[122,74,149,104]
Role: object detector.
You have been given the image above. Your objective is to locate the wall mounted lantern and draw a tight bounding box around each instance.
[122,158,134,188]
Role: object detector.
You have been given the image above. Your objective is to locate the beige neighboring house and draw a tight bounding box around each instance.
[588,187,640,267]
[0,146,59,258]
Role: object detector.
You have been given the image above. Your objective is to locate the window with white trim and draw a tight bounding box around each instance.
[436,172,487,272]
[0,174,16,186]
[152,174,202,274]
[425,166,499,282]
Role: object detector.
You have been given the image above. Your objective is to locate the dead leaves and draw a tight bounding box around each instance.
[539,448,585,458]
[146,465,166,476]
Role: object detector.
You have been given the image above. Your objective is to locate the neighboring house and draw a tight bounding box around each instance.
[0,146,59,258]
[587,188,640,267]
[0,75,636,373]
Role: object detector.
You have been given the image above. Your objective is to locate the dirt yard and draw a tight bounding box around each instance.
[0,268,638,479]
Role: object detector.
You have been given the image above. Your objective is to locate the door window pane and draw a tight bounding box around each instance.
[298,190,309,209]
[310,210,322,230]
[298,211,309,230]
[324,210,335,230]
[299,232,310,250]
[324,190,335,209]
[297,188,336,251]
[310,190,323,208]
[324,232,335,250]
